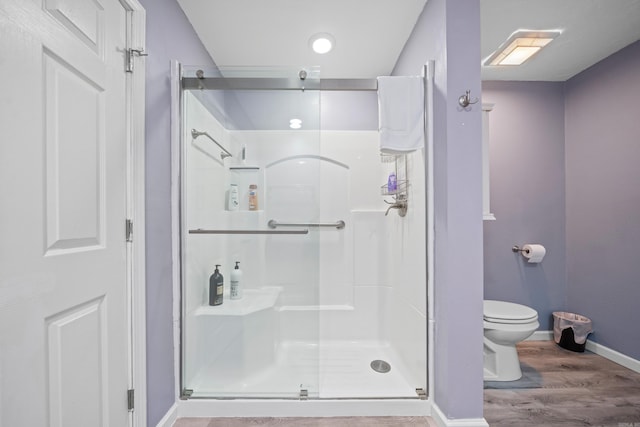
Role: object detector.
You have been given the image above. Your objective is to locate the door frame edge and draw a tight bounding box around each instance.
[122,1,147,426]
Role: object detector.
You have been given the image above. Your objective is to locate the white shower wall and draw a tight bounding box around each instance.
[183,91,427,393]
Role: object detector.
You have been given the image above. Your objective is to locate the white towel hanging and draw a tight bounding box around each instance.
[377,76,424,154]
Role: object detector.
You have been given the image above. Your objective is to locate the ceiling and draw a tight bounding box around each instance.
[177,0,640,82]
[481,0,640,81]
[176,0,427,80]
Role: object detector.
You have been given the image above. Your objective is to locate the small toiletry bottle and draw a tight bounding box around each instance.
[209,264,224,306]
[387,172,397,192]
[248,184,258,211]
[227,184,239,211]
[230,261,242,300]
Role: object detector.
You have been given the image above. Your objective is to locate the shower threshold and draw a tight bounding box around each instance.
[187,340,419,399]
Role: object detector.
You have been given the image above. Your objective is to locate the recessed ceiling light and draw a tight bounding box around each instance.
[484,30,561,66]
[289,118,302,129]
[309,33,335,54]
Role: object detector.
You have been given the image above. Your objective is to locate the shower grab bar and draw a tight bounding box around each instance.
[267,219,345,230]
[189,229,309,235]
[191,129,232,160]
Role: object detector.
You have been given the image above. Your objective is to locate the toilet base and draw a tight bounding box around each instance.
[483,338,523,381]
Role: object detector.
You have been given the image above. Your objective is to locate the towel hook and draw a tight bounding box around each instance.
[458,90,479,108]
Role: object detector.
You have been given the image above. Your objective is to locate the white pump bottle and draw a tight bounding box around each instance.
[230,261,242,300]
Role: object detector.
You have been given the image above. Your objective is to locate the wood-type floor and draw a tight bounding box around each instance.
[172,341,640,427]
[484,340,640,427]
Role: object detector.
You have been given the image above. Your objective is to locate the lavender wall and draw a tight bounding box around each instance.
[481,82,567,330]
[482,40,640,361]
[394,0,485,421]
[565,40,640,360]
[139,0,216,424]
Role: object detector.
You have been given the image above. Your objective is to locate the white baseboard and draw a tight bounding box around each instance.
[156,402,178,427]
[525,330,640,374]
[432,403,488,427]
[526,330,553,341]
[585,340,640,374]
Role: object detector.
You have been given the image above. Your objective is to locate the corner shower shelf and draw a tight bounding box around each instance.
[380,180,408,196]
[194,287,281,316]
[380,153,409,217]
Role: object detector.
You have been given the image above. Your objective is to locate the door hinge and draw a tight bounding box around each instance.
[126,47,148,73]
[126,219,133,242]
[415,388,427,400]
[127,389,135,411]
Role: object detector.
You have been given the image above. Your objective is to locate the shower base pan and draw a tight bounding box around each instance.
[187,340,420,399]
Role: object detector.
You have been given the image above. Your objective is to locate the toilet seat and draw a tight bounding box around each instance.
[484,300,538,324]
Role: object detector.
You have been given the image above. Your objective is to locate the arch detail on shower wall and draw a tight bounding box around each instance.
[265,154,351,308]
[266,154,349,170]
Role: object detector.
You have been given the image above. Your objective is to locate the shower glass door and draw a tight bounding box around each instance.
[180,66,322,399]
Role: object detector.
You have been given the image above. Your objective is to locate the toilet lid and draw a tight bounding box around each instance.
[484,300,538,324]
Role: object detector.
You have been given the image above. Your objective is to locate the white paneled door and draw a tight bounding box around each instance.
[0,0,136,426]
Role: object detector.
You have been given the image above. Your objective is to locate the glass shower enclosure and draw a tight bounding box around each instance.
[179,66,428,401]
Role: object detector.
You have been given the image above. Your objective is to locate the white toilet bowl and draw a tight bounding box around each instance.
[483,300,539,381]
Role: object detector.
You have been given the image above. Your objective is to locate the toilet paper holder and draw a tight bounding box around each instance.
[512,244,546,263]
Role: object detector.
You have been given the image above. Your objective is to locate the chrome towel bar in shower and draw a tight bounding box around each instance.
[191,128,232,160]
[267,219,345,230]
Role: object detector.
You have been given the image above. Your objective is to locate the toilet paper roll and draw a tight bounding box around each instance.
[522,244,546,263]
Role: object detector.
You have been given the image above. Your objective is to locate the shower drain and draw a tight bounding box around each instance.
[370,359,391,373]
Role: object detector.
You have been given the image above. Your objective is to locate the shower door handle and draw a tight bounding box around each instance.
[189,229,309,235]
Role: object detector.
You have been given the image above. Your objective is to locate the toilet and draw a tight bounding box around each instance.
[483,300,539,381]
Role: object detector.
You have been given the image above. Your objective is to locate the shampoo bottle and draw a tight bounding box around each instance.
[209,264,224,306]
[248,184,258,211]
[387,172,397,192]
[230,261,242,300]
